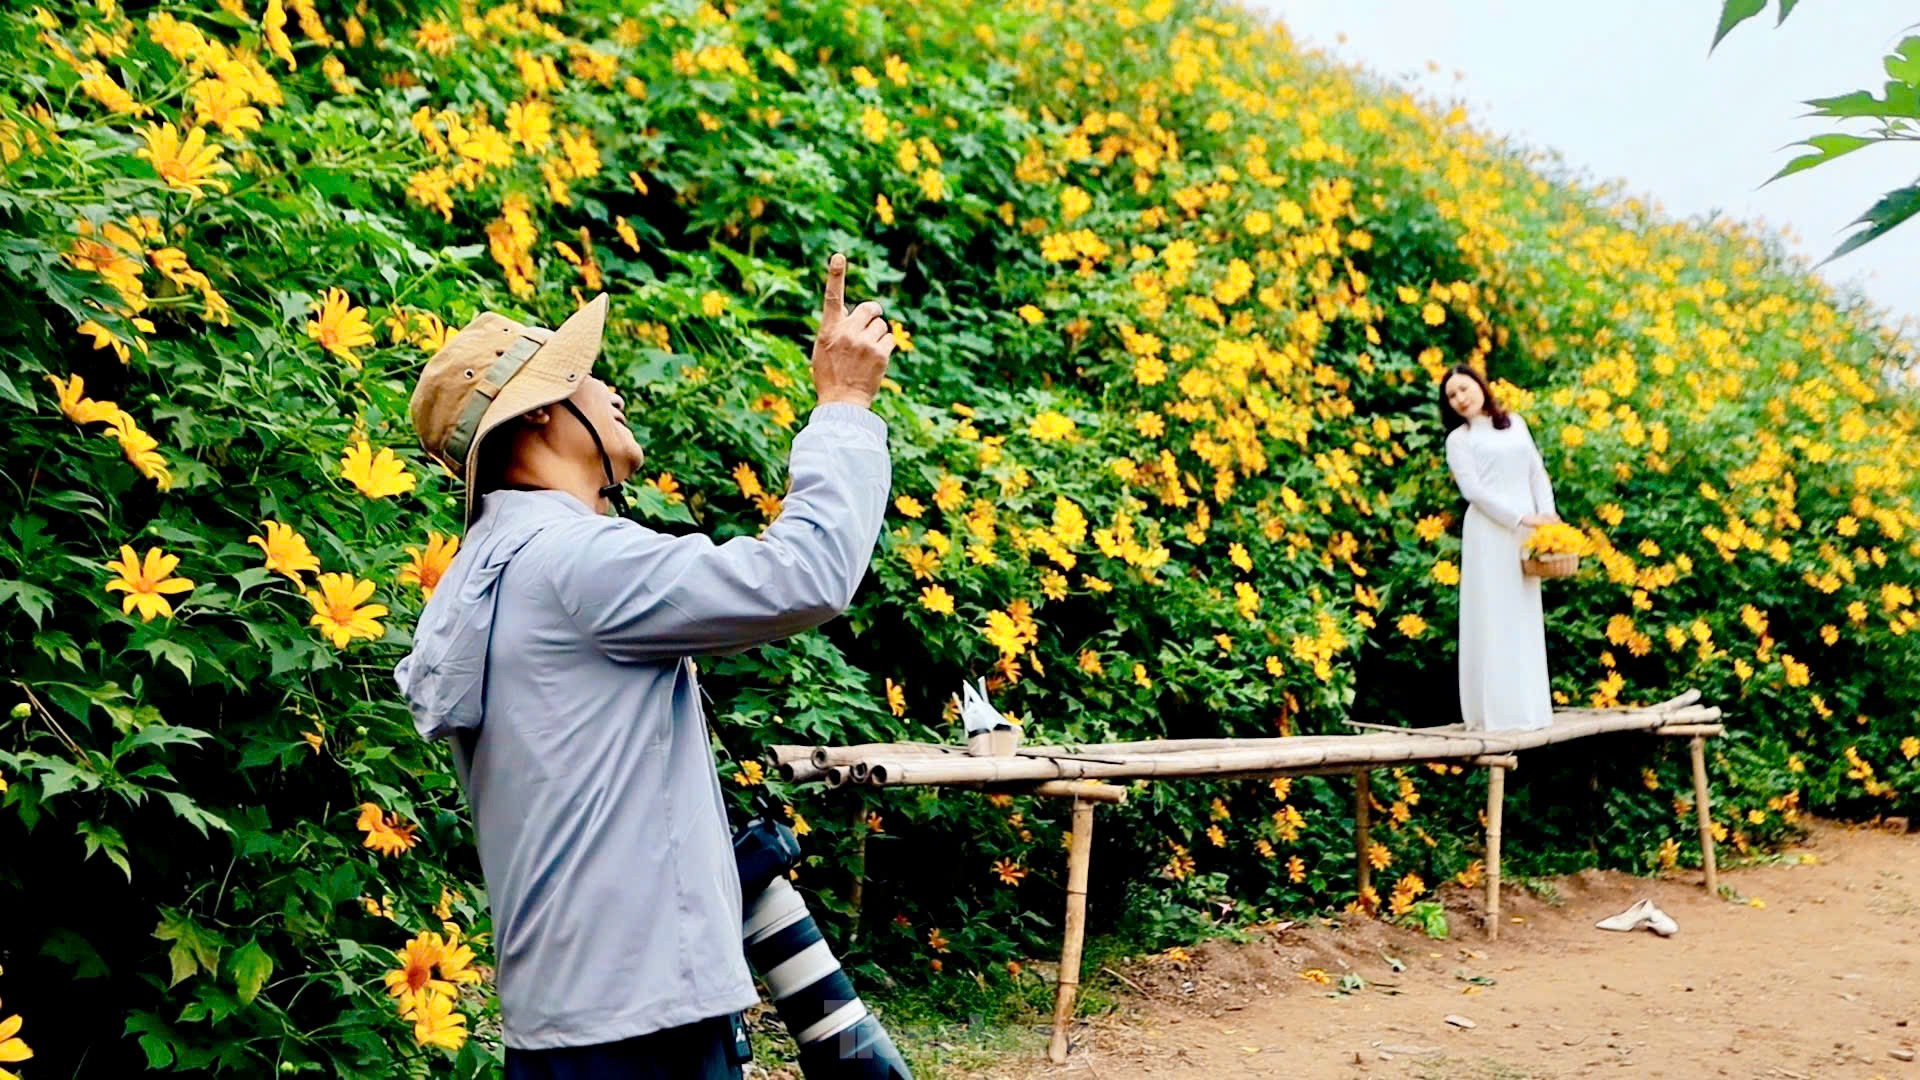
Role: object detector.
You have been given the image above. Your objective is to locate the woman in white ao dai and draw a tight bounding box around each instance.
[1441,366,1561,732]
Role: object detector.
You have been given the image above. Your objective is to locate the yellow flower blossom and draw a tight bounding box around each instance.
[308,287,376,366]
[341,441,416,499]
[0,1005,33,1076]
[102,411,172,489]
[399,532,459,599]
[305,573,388,647]
[104,545,194,622]
[248,520,322,581]
[45,374,122,425]
[356,802,417,856]
[136,123,231,196]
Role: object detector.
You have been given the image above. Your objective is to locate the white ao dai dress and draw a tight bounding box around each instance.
[1444,413,1557,732]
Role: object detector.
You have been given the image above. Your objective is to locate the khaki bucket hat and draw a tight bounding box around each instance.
[408,292,609,526]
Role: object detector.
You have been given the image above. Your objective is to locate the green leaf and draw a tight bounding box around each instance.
[1824,180,1920,263]
[153,911,223,987]
[1769,133,1877,182]
[35,756,102,798]
[114,723,213,759]
[79,820,133,881]
[141,639,197,681]
[32,630,84,669]
[629,482,697,524]
[162,791,233,836]
[1803,86,1920,121]
[42,928,112,979]
[1711,0,1768,51]
[229,940,273,1005]
[1887,35,1920,86]
[0,579,55,627]
[231,565,279,598]
[1775,0,1798,23]
[0,367,29,408]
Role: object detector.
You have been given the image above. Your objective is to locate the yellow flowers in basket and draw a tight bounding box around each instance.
[1521,521,1592,579]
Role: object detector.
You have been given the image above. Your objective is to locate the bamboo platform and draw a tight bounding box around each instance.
[770,689,1727,1065]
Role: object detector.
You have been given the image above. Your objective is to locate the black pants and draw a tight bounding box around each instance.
[505,1014,747,1080]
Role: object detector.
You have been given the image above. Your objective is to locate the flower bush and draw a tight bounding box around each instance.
[2,0,1917,1072]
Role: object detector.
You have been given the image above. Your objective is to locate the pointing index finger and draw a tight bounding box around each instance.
[820,252,847,324]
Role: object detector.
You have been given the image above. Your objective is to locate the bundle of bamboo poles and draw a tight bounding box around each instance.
[770,692,1717,789]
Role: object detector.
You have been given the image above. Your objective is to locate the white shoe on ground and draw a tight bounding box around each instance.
[1642,903,1679,937]
[1595,898,1655,932]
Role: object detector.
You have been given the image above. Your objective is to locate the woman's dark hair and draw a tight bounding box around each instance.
[1438,364,1511,435]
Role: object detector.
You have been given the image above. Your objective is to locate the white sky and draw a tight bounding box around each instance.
[1246,0,1919,331]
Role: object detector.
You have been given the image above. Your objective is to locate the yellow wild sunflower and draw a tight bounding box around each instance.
[434,933,485,988]
[409,989,469,1052]
[307,287,376,366]
[398,532,458,599]
[383,931,452,1018]
[247,520,321,581]
[263,0,296,68]
[101,411,173,489]
[305,572,387,647]
[45,373,122,425]
[340,440,415,499]
[0,1001,31,1080]
[918,584,954,615]
[136,122,231,196]
[103,545,195,622]
[355,801,418,857]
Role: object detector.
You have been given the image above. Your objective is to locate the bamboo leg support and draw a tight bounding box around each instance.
[847,813,867,945]
[1690,735,1719,896]
[1485,764,1505,941]
[1353,768,1373,902]
[1048,798,1096,1064]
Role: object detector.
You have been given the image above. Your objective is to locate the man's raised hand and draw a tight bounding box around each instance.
[810,252,894,410]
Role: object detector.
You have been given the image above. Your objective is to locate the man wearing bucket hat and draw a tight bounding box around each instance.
[394,254,894,1078]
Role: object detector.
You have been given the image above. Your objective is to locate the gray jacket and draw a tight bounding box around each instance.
[394,403,890,1049]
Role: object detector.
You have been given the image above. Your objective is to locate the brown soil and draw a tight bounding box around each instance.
[975,818,1920,1080]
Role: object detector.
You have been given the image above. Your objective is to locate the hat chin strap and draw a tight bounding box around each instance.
[558,398,631,518]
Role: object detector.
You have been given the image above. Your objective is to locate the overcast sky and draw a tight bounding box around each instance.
[1248,0,1918,331]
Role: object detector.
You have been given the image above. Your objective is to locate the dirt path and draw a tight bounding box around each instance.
[976,819,1919,1079]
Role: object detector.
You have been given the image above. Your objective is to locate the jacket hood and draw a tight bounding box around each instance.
[393,490,583,740]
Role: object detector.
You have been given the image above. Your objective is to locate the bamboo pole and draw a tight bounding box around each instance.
[1470,754,1519,770]
[1049,797,1096,1065]
[1654,724,1726,737]
[1485,764,1505,941]
[1343,720,1500,741]
[772,745,814,767]
[1690,735,1719,895]
[779,760,832,783]
[778,690,1714,781]
[979,780,1128,803]
[779,691,1728,787]
[847,810,867,944]
[1353,769,1372,902]
[809,741,967,768]
[856,708,1721,787]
